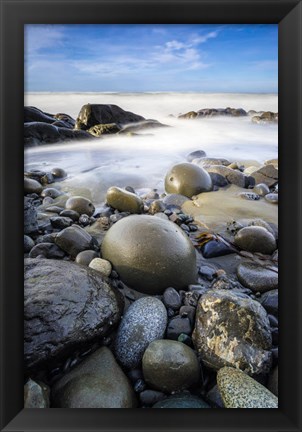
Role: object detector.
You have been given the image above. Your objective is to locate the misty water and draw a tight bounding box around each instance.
[24,92,278,206]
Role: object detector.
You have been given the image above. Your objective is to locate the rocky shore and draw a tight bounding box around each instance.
[24,103,278,409]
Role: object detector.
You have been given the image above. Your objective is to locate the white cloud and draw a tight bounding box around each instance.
[25,25,65,55]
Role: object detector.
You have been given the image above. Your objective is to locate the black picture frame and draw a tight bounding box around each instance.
[0,0,301,431]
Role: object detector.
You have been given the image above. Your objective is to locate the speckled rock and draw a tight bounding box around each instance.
[101,215,197,294]
[165,163,212,198]
[267,365,278,396]
[253,183,270,196]
[237,262,278,293]
[89,258,112,277]
[234,226,277,254]
[24,177,43,195]
[265,193,278,204]
[153,394,210,408]
[192,289,272,374]
[206,165,246,188]
[24,259,123,371]
[217,367,278,408]
[115,297,167,369]
[52,347,136,408]
[239,192,260,201]
[75,250,99,266]
[29,242,65,259]
[65,196,95,216]
[55,225,95,257]
[259,289,278,316]
[24,379,50,408]
[24,235,35,253]
[106,186,143,214]
[142,339,200,393]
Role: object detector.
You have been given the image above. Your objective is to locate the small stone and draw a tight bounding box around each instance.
[133,379,146,393]
[79,214,90,226]
[239,192,260,201]
[163,287,182,310]
[43,197,54,206]
[209,172,229,187]
[167,316,192,340]
[268,314,278,328]
[234,226,277,254]
[198,265,217,281]
[179,305,196,324]
[148,200,166,215]
[75,250,99,266]
[201,239,235,258]
[253,183,270,196]
[165,163,212,198]
[51,167,67,179]
[206,385,224,408]
[60,209,80,221]
[251,165,278,187]
[24,235,35,253]
[41,188,62,199]
[259,289,278,316]
[24,378,50,408]
[89,258,112,277]
[265,193,278,204]
[46,206,65,214]
[142,340,200,393]
[217,367,278,408]
[106,186,143,214]
[24,177,42,195]
[55,225,95,257]
[153,394,210,408]
[206,165,246,188]
[50,216,73,229]
[163,194,190,207]
[65,196,95,216]
[177,333,193,347]
[139,390,166,406]
[29,242,65,259]
[237,262,278,293]
[186,150,207,162]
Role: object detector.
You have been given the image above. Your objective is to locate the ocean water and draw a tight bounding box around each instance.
[24,92,278,205]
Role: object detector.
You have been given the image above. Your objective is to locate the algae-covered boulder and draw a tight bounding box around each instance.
[101,215,197,294]
[165,163,212,198]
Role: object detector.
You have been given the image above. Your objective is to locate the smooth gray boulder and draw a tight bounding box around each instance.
[24,259,123,371]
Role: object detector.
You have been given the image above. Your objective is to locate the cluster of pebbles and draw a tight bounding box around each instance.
[24,148,278,409]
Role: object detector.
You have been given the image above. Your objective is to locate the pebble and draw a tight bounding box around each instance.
[198,265,217,281]
[234,226,277,254]
[115,297,167,369]
[201,239,235,258]
[153,212,169,221]
[106,186,143,214]
[209,172,229,187]
[186,149,207,162]
[165,163,212,197]
[259,289,278,316]
[24,378,50,408]
[153,394,210,408]
[142,339,200,393]
[177,333,193,347]
[24,235,35,253]
[51,167,67,179]
[50,216,73,229]
[60,209,80,221]
[79,214,90,226]
[42,196,54,206]
[206,385,224,408]
[237,262,278,293]
[253,183,270,196]
[163,287,182,310]
[65,196,95,216]
[24,177,42,195]
[265,193,278,204]
[238,192,260,200]
[55,225,95,257]
[139,390,166,406]
[75,250,99,266]
[166,316,192,340]
[179,305,196,324]
[89,258,112,277]
[41,187,62,199]
[29,242,65,259]
[217,367,278,408]
[148,200,166,215]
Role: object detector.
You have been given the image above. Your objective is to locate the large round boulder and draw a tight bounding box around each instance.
[101,215,197,294]
[164,163,212,198]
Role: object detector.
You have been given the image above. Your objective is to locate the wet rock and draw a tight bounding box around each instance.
[186,150,207,162]
[88,123,121,136]
[234,226,277,254]
[196,157,231,167]
[24,235,35,253]
[24,259,123,371]
[259,289,278,316]
[55,225,95,257]
[142,340,200,393]
[165,163,212,198]
[29,242,65,259]
[106,186,143,214]
[139,390,166,406]
[115,297,167,369]
[25,106,55,124]
[201,239,235,258]
[265,193,278,204]
[239,192,260,201]
[24,197,38,234]
[206,165,246,188]
[24,177,42,195]
[50,216,73,229]
[166,316,192,340]
[101,215,197,294]
[253,183,270,196]
[237,262,278,293]
[89,258,112,277]
[163,287,182,310]
[41,188,62,199]
[163,193,190,207]
[179,305,196,324]
[24,378,50,408]
[178,111,198,119]
[192,289,272,374]
[65,196,95,216]
[267,365,278,396]
[153,394,210,408]
[120,119,167,133]
[59,209,80,221]
[251,164,278,187]
[52,347,136,408]
[51,167,67,179]
[75,250,99,266]
[75,103,145,130]
[148,200,166,215]
[206,385,224,408]
[35,233,57,244]
[217,367,278,408]
[209,172,229,187]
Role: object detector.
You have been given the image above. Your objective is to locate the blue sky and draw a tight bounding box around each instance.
[24,24,278,93]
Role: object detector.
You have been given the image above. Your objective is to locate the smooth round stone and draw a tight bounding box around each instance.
[50,216,73,229]
[186,150,207,162]
[206,385,224,408]
[163,287,182,310]
[106,186,143,214]
[239,192,260,201]
[237,262,278,293]
[41,187,62,199]
[165,163,212,198]
[142,340,200,393]
[75,250,99,266]
[60,209,80,221]
[234,226,277,254]
[148,200,166,215]
[167,316,192,340]
[217,367,278,408]
[209,172,228,187]
[51,167,67,179]
[65,196,95,216]
[163,193,190,207]
[24,235,35,253]
[55,225,94,257]
[139,390,166,406]
[153,394,210,408]
[254,183,270,196]
[24,177,42,195]
[115,297,167,369]
[153,212,169,221]
[24,378,50,408]
[29,242,65,259]
[43,196,54,206]
[265,193,278,204]
[89,258,112,277]
[259,289,278,316]
[52,347,137,408]
[101,215,197,294]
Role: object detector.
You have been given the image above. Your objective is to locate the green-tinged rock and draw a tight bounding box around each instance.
[153,394,210,408]
[106,186,143,214]
[52,347,136,408]
[217,367,278,408]
[101,215,197,294]
[165,163,212,198]
[142,339,200,393]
